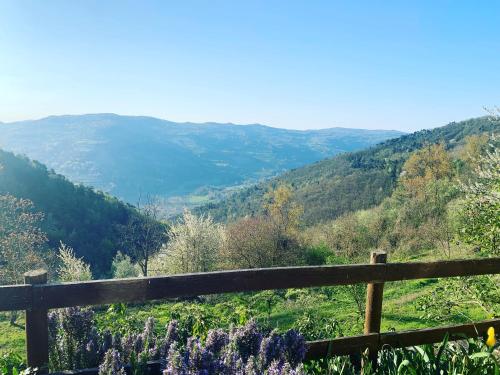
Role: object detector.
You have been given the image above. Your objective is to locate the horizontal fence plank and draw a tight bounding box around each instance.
[306,333,379,358]
[380,318,500,348]
[1,257,499,311]
[0,284,31,311]
[36,257,500,309]
[306,318,500,359]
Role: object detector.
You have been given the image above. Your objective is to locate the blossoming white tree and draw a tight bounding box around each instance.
[57,242,93,282]
[149,210,226,275]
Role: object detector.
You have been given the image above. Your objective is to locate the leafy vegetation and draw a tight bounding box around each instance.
[306,335,499,374]
[199,117,498,225]
[2,305,498,374]
[0,149,154,276]
[0,116,499,373]
[46,307,307,374]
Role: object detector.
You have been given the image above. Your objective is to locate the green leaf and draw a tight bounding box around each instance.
[469,352,489,359]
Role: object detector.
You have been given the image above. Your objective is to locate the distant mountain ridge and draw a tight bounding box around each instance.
[197,116,499,225]
[0,114,403,205]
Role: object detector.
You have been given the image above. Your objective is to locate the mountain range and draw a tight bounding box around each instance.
[197,116,499,225]
[0,114,403,209]
[1,114,496,274]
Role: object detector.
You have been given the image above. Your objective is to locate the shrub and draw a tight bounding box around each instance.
[111,252,140,279]
[0,352,25,375]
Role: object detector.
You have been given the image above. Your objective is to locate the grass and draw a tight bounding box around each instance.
[0,314,25,358]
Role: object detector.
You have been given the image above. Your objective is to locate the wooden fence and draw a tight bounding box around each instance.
[1,252,499,373]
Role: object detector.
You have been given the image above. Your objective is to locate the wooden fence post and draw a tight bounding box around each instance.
[24,269,49,373]
[363,250,387,369]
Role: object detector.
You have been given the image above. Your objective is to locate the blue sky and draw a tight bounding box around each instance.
[1,1,499,131]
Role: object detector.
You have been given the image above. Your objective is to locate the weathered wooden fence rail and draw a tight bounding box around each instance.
[1,253,499,373]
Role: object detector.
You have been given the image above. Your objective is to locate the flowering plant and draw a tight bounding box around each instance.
[48,307,306,375]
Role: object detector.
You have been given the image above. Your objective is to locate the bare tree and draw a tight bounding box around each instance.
[224,217,276,269]
[118,195,167,276]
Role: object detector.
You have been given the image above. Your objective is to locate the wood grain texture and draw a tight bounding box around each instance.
[363,251,387,367]
[380,318,500,348]
[306,318,500,359]
[1,257,499,311]
[34,257,500,309]
[24,269,49,373]
[0,284,31,311]
[364,251,387,334]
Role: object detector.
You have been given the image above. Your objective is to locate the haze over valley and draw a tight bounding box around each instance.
[0,113,403,213]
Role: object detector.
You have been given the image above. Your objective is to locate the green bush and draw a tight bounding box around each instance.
[0,352,25,375]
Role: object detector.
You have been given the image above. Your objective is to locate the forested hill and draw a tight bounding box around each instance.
[0,149,141,276]
[0,114,403,205]
[197,117,499,225]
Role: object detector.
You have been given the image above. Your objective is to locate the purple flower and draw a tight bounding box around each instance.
[142,317,156,347]
[161,319,179,357]
[102,330,113,353]
[259,331,284,368]
[133,334,144,354]
[205,329,229,355]
[112,333,122,352]
[85,339,99,367]
[121,334,135,360]
[230,320,262,361]
[244,355,260,374]
[98,349,125,375]
[163,342,186,375]
[60,307,94,344]
[283,330,306,367]
[48,311,58,347]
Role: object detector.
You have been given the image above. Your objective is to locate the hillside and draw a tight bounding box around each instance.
[198,117,499,225]
[0,149,143,276]
[0,114,403,208]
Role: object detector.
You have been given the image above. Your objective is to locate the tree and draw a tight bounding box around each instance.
[0,195,48,286]
[459,134,490,171]
[390,144,459,255]
[111,251,140,278]
[0,194,48,324]
[57,242,93,282]
[225,185,305,269]
[224,217,277,269]
[459,135,500,255]
[263,185,303,239]
[118,196,167,276]
[400,143,452,199]
[149,210,225,275]
[262,185,304,265]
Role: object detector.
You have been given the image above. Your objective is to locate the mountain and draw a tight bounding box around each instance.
[0,114,403,209]
[197,117,499,225]
[0,149,144,276]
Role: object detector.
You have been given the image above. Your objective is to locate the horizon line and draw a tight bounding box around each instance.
[0,112,409,133]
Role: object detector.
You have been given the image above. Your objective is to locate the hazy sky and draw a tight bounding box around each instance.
[1,1,499,131]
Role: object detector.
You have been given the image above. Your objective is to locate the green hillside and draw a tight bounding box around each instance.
[0,114,403,209]
[0,149,142,276]
[198,117,499,225]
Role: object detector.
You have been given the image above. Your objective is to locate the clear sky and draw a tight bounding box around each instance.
[1,1,499,131]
